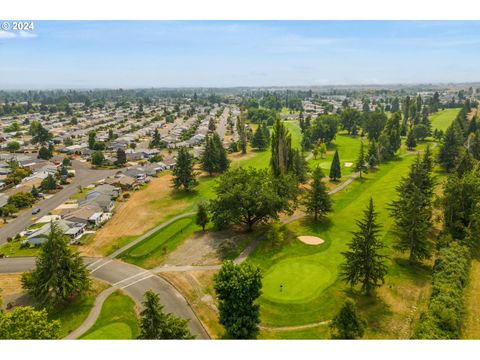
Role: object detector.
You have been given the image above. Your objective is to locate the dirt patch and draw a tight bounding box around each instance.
[161,270,223,339]
[298,235,325,245]
[344,162,353,167]
[81,173,189,256]
[161,229,252,267]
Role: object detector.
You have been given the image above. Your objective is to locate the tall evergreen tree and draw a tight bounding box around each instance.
[303,167,332,221]
[150,128,161,148]
[341,198,387,295]
[330,299,366,339]
[201,135,217,176]
[115,148,127,167]
[367,140,378,168]
[251,123,268,150]
[21,222,91,306]
[354,142,367,178]
[212,132,229,173]
[389,155,433,263]
[138,290,193,339]
[270,117,293,177]
[438,124,462,171]
[196,202,210,231]
[329,150,342,181]
[291,149,308,183]
[406,128,417,150]
[172,148,198,191]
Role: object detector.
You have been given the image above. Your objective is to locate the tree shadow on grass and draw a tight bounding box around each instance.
[343,288,393,336]
[391,257,432,287]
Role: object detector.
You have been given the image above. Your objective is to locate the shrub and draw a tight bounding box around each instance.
[414,240,470,339]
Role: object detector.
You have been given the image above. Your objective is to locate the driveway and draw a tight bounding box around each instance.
[0,159,117,244]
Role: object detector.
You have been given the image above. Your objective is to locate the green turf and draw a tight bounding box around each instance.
[48,282,109,338]
[80,291,139,340]
[430,108,461,132]
[262,259,332,303]
[307,132,363,176]
[120,215,199,268]
[249,153,419,328]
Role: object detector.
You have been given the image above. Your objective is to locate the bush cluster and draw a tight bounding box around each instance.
[414,240,470,339]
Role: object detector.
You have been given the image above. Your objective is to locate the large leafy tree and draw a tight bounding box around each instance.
[214,261,262,339]
[390,154,434,263]
[138,290,193,340]
[172,148,198,191]
[303,167,332,221]
[340,108,363,135]
[341,198,388,295]
[329,150,342,181]
[329,299,366,339]
[210,167,298,231]
[0,307,60,339]
[21,222,91,306]
[196,201,210,231]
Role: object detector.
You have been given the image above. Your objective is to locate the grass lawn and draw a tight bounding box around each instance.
[0,238,40,257]
[462,257,480,339]
[430,108,461,132]
[48,280,110,338]
[120,215,200,268]
[80,290,139,340]
[248,151,434,338]
[307,132,363,176]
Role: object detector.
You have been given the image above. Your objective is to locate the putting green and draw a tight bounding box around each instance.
[262,259,332,303]
[81,322,133,340]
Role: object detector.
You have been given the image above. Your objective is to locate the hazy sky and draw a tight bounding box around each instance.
[1,21,480,89]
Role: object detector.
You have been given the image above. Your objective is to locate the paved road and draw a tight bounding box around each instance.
[0,256,209,339]
[216,107,229,140]
[0,159,116,244]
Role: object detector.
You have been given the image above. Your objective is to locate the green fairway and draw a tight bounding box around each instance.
[120,215,198,268]
[80,291,139,340]
[262,259,332,303]
[307,132,363,176]
[248,150,433,337]
[430,108,461,132]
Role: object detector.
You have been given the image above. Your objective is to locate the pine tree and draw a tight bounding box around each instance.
[456,149,474,177]
[367,140,378,168]
[341,198,387,295]
[138,290,193,339]
[406,129,416,150]
[251,123,267,150]
[172,148,198,191]
[329,150,342,181]
[354,142,367,178]
[330,299,366,339]
[150,128,161,148]
[212,132,229,173]
[196,202,210,231]
[389,155,433,263]
[291,149,308,184]
[201,135,217,176]
[31,185,39,198]
[438,124,462,171]
[116,148,127,167]
[303,167,332,221]
[21,222,90,306]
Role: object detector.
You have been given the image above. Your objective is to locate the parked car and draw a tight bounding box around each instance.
[31,208,41,215]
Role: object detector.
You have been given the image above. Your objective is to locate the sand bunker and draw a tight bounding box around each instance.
[298,236,325,245]
[344,162,353,167]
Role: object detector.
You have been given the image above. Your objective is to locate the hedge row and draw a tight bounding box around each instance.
[414,240,471,339]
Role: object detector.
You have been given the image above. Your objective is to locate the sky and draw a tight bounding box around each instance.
[0,21,480,89]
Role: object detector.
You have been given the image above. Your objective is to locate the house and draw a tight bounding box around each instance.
[26,220,86,245]
[86,184,120,200]
[125,149,143,161]
[0,194,8,208]
[63,204,104,225]
[79,193,115,212]
[123,167,147,182]
[104,173,138,190]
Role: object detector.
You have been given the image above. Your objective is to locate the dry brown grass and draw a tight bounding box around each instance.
[160,270,223,339]
[81,173,189,256]
[463,259,480,339]
[0,273,23,296]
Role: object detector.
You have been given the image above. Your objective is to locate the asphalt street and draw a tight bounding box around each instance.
[0,159,116,244]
